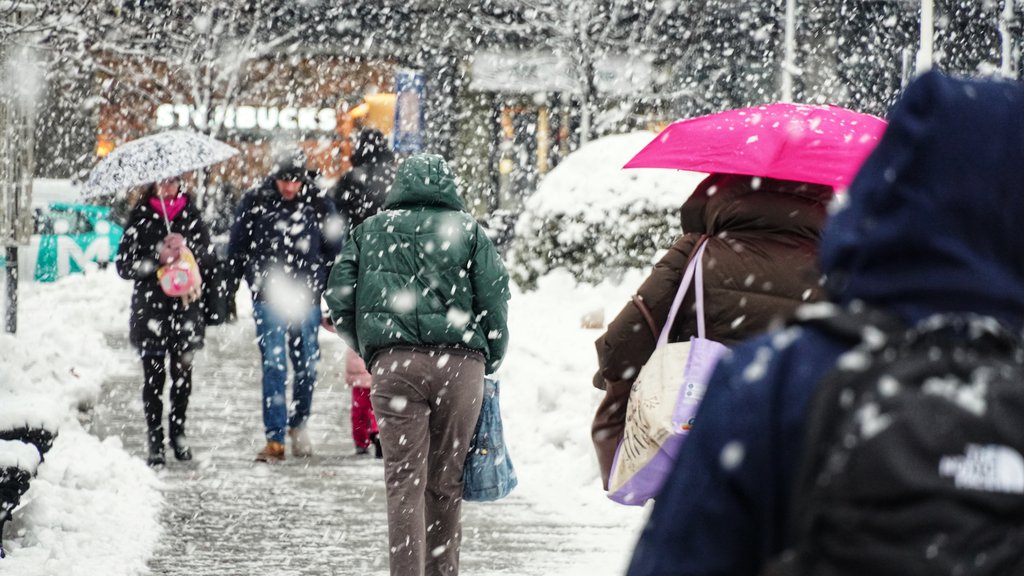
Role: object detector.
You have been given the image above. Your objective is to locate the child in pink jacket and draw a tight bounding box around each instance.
[345,349,381,457]
[322,314,381,457]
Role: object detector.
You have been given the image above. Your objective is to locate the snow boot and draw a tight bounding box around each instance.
[288,427,313,458]
[370,432,383,459]
[147,444,166,468]
[255,441,285,463]
[169,434,192,462]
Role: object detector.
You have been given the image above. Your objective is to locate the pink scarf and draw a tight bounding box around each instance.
[149,194,188,222]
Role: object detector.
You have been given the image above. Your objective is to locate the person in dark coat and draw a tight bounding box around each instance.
[331,128,396,234]
[116,176,215,467]
[591,173,833,489]
[228,153,343,462]
[625,71,1024,576]
[203,182,242,324]
[329,128,395,457]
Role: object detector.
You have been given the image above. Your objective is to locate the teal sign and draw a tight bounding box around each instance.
[0,203,124,282]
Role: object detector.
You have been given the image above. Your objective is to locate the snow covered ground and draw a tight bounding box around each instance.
[0,272,161,575]
[0,264,652,575]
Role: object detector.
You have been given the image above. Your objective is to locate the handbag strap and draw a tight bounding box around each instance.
[631,294,660,341]
[694,240,709,338]
[656,239,710,348]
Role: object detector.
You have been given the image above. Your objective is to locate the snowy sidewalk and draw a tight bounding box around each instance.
[84,278,646,575]
[2,269,648,575]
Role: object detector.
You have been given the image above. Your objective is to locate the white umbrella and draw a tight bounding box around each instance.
[82,130,239,198]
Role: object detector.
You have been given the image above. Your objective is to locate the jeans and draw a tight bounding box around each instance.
[253,300,320,443]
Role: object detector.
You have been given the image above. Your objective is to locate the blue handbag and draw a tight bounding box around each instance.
[463,377,518,501]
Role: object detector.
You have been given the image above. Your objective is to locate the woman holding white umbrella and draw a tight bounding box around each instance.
[89,130,237,467]
[116,175,215,466]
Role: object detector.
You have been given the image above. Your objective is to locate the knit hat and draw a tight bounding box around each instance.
[271,151,316,183]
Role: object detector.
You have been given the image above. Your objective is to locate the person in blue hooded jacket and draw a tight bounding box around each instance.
[626,71,1024,576]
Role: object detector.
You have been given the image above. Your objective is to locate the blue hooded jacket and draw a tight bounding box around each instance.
[626,71,1024,576]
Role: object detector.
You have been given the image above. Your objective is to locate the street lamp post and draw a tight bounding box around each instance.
[1,41,41,334]
[916,0,934,74]
[781,0,796,102]
[1000,0,1018,79]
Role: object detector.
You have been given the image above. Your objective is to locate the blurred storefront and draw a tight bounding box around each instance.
[465,50,653,217]
[94,54,397,196]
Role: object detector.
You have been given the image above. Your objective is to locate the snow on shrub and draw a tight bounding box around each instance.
[510,132,707,290]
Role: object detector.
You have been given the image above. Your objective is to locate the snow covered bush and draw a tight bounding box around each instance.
[510,132,707,290]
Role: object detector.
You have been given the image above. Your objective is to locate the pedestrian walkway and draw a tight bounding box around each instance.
[90,319,635,576]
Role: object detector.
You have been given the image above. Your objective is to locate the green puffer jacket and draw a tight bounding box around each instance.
[324,154,510,373]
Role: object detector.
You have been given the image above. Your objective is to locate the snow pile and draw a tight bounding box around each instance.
[0,271,161,574]
[4,433,160,576]
[522,132,703,221]
[1,272,125,412]
[510,131,706,289]
[0,440,40,474]
[494,268,650,571]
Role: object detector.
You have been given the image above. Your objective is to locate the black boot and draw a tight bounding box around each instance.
[370,432,383,459]
[147,445,166,468]
[169,434,192,462]
[147,428,165,468]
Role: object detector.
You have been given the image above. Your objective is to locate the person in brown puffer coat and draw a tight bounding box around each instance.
[591,173,833,490]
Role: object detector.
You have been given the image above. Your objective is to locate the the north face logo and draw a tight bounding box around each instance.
[938,444,1024,494]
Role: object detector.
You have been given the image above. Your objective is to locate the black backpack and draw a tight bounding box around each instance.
[768,305,1024,576]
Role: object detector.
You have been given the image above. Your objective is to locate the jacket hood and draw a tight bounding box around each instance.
[384,154,465,211]
[351,129,394,167]
[680,173,832,238]
[819,71,1024,329]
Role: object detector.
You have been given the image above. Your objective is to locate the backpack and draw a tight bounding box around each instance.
[768,304,1024,576]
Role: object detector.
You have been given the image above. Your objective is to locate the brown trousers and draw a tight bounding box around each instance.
[370,346,485,576]
[591,378,632,491]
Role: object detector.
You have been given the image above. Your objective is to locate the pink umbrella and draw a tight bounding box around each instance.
[624,103,887,188]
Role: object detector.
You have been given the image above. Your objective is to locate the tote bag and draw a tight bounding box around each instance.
[463,377,518,502]
[157,246,200,297]
[608,241,728,505]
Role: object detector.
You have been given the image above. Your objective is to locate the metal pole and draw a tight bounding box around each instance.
[536,104,550,176]
[1001,0,1018,79]
[782,0,796,102]
[4,246,15,333]
[916,0,934,74]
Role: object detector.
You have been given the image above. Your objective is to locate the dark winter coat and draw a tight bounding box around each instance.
[626,71,1024,576]
[331,129,396,232]
[227,177,342,306]
[324,154,510,373]
[594,173,832,389]
[115,196,215,354]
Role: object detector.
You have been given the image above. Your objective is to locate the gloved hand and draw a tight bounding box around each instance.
[159,233,186,264]
[320,312,336,333]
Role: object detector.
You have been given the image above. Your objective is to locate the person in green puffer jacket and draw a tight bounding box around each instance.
[324,153,509,576]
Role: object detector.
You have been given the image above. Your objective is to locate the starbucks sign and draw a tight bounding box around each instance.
[155,103,337,132]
